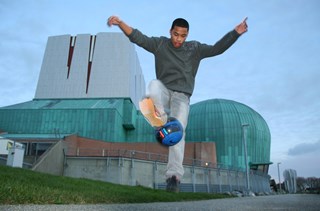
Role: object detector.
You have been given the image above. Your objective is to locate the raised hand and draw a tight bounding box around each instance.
[235,17,248,35]
[107,16,122,27]
[106,15,133,36]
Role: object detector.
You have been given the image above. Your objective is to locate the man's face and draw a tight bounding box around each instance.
[170,26,188,48]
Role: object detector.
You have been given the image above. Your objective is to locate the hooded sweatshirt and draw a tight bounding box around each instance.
[128,29,240,96]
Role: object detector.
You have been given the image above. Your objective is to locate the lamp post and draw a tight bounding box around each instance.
[242,124,250,194]
[277,162,282,193]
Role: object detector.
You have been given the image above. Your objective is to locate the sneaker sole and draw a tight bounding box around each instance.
[139,98,165,127]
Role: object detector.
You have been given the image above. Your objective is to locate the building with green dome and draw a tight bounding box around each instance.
[186,99,271,172]
[0,97,272,173]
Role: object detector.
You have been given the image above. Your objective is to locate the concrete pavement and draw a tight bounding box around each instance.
[1,194,319,211]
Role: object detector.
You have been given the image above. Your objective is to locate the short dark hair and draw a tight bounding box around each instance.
[171,18,189,31]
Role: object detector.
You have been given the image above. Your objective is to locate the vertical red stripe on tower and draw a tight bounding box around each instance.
[86,35,96,93]
[67,36,76,78]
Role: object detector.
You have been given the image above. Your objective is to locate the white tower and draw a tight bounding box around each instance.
[35,32,145,108]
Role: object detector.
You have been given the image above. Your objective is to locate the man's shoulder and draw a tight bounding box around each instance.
[159,36,170,41]
[185,40,201,45]
[183,40,201,50]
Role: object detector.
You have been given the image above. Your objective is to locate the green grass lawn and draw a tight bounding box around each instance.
[0,165,231,204]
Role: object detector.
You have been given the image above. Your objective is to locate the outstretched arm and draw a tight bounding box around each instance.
[235,17,248,35]
[108,16,159,53]
[200,17,248,58]
[107,16,133,36]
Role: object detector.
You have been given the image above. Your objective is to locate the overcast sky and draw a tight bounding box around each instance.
[0,0,319,180]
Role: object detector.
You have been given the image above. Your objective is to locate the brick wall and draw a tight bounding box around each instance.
[64,134,217,166]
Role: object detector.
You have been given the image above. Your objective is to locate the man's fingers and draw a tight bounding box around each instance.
[242,17,248,23]
[107,16,117,27]
[107,16,121,27]
[107,17,112,26]
[107,19,112,27]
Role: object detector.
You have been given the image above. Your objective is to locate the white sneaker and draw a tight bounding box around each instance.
[139,98,166,127]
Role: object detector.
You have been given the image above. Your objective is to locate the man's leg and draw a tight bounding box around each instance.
[147,80,190,192]
[147,80,170,124]
[165,91,190,192]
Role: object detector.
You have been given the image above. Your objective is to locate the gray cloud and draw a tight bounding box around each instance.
[288,140,320,156]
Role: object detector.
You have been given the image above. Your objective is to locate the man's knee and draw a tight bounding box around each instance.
[148,79,162,90]
[148,79,166,97]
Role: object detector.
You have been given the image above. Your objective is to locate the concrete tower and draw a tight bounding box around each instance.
[35,32,145,108]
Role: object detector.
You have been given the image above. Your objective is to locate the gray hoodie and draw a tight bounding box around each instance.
[128,29,240,96]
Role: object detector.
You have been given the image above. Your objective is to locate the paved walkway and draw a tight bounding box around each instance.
[1,194,319,211]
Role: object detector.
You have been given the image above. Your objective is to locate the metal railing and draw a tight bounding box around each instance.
[66,147,243,171]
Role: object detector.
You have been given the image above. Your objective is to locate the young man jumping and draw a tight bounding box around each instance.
[107,15,248,192]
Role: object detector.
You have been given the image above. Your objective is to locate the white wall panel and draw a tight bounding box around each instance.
[35,35,70,98]
[66,34,91,98]
[34,32,145,109]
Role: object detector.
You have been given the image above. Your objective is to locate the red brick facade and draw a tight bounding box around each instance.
[64,135,217,167]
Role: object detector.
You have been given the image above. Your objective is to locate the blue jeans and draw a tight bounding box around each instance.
[148,79,190,180]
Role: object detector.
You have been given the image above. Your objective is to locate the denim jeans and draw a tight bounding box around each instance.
[148,79,190,180]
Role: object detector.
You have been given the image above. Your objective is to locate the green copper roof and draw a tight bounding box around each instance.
[1,98,124,110]
[0,98,152,142]
[0,98,271,169]
[186,99,271,169]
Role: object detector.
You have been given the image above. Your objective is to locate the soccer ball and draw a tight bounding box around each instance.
[155,117,183,146]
